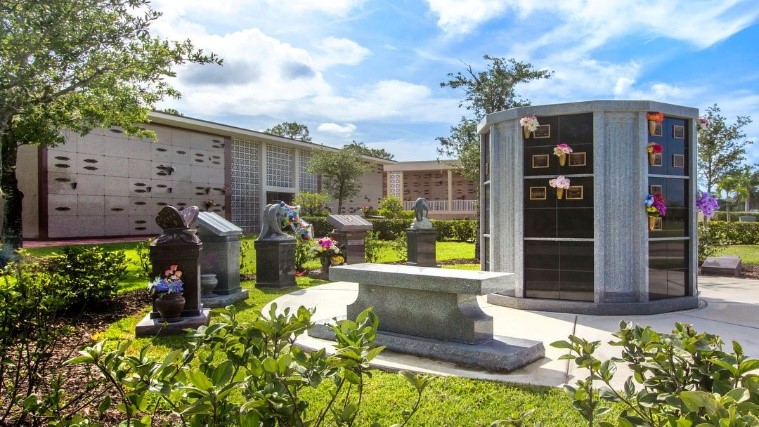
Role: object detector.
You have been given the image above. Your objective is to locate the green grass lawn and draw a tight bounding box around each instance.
[718,245,759,264]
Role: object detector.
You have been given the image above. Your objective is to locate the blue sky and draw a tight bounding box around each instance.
[152,0,759,163]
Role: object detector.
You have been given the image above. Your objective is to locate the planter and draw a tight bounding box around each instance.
[154,292,185,322]
[200,273,218,297]
[648,120,657,135]
[558,153,567,166]
[523,127,531,139]
[556,188,564,199]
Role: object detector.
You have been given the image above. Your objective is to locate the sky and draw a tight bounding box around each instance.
[151,0,759,163]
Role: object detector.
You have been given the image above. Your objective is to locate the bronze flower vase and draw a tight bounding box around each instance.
[648,216,657,231]
[648,120,657,135]
[648,152,657,166]
[523,127,531,139]
[559,153,567,166]
[154,293,185,322]
[556,188,564,199]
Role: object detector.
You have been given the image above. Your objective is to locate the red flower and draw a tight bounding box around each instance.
[647,112,664,123]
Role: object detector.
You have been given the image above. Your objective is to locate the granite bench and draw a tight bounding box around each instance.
[328,263,515,344]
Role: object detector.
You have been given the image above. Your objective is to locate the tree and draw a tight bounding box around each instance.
[307,148,369,213]
[343,141,395,161]
[0,0,221,252]
[438,56,553,180]
[717,168,750,221]
[265,121,312,142]
[698,104,753,193]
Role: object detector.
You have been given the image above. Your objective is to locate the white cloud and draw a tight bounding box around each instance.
[424,0,511,34]
[313,37,371,69]
[318,122,357,135]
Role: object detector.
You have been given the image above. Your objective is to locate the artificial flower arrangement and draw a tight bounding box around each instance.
[313,237,345,266]
[519,115,540,138]
[549,175,570,199]
[696,191,719,219]
[645,194,667,217]
[647,142,663,165]
[148,264,184,298]
[553,143,573,166]
[279,202,313,240]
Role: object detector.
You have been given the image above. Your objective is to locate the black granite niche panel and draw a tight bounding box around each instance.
[524,177,594,238]
[648,240,689,300]
[648,117,688,176]
[524,240,594,301]
[648,177,689,238]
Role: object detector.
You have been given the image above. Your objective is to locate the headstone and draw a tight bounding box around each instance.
[739,215,756,222]
[701,256,742,277]
[406,197,437,267]
[136,206,211,337]
[197,212,249,307]
[255,203,296,288]
[327,215,373,264]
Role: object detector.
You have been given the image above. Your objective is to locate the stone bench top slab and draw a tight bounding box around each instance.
[329,263,514,295]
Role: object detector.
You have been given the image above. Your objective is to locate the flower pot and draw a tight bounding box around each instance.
[200,274,218,297]
[523,127,531,139]
[648,216,658,231]
[154,292,185,322]
[556,188,564,199]
[558,153,567,167]
[648,120,657,135]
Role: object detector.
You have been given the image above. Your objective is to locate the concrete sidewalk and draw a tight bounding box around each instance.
[267,275,759,388]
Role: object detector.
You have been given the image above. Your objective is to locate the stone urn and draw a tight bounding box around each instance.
[200,274,218,297]
[154,293,185,322]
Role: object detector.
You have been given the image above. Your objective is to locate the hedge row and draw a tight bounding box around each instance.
[710,211,759,222]
[302,217,477,241]
[703,220,759,245]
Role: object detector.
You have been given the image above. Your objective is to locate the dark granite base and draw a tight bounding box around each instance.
[135,309,211,337]
[308,320,544,372]
[407,229,437,267]
[201,290,250,308]
[487,292,700,315]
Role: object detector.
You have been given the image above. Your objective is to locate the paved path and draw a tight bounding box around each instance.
[267,275,759,388]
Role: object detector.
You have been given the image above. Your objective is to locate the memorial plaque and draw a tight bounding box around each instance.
[327,215,373,232]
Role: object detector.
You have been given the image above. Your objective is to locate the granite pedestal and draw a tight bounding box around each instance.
[254,239,296,288]
[327,215,373,265]
[197,212,249,306]
[701,256,742,277]
[309,263,544,372]
[406,229,437,267]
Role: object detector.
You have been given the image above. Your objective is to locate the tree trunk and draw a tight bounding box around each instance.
[1,131,24,254]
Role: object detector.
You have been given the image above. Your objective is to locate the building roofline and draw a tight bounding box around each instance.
[383,159,460,172]
[147,111,396,164]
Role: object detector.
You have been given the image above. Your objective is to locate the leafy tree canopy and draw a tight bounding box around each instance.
[698,104,753,193]
[265,121,312,142]
[343,141,395,161]
[438,56,552,182]
[0,0,221,251]
[307,148,369,213]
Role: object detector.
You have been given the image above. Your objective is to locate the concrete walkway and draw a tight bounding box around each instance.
[267,275,759,388]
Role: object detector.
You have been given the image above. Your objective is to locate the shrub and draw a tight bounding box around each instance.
[432,219,477,242]
[294,238,314,271]
[553,321,759,426]
[65,305,431,426]
[703,220,759,245]
[293,191,330,216]
[698,222,727,264]
[364,230,382,263]
[0,255,81,426]
[378,196,408,218]
[302,216,333,237]
[369,218,412,240]
[134,238,153,279]
[50,245,128,306]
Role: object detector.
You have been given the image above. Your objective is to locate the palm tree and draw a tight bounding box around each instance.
[717,169,750,221]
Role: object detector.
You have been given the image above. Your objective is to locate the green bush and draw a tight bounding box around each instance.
[64,305,431,426]
[553,322,759,426]
[432,219,477,242]
[0,255,79,426]
[378,195,407,218]
[50,245,128,306]
[294,238,314,272]
[698,223,727,264]
[364,230,382,263]
[302,216,333,237]
[369,218,412,240]
[293,191,330,216]
[704,220,759,245]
